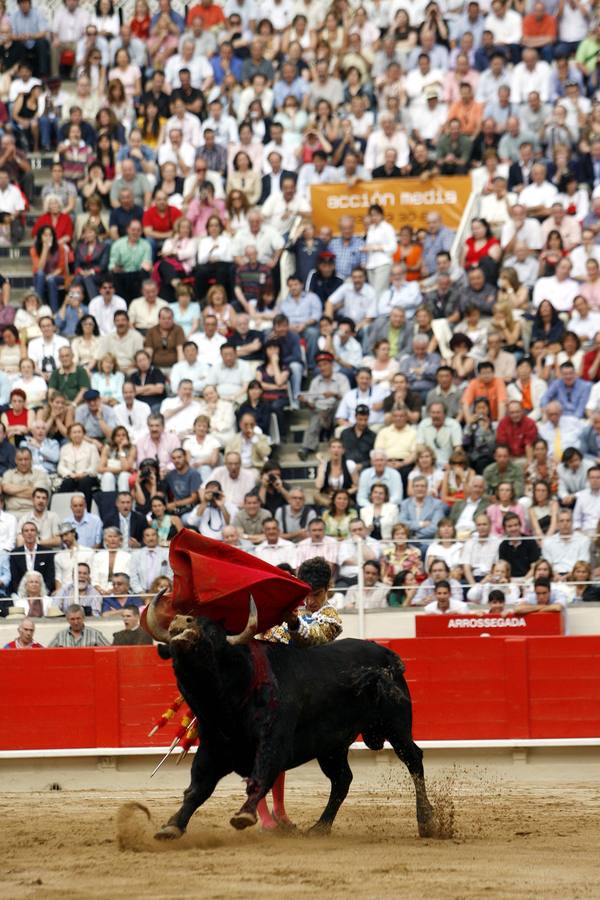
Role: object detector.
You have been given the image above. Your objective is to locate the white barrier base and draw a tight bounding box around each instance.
[2,737,600,759]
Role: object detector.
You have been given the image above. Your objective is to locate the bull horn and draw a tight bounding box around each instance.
[146,586,171,643]
[227,595,258,646]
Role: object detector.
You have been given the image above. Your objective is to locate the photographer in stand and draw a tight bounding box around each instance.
[133,458,168,518]
[251,460,291,516]
[184,480,236,539]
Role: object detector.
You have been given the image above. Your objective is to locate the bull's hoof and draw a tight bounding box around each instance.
[230,810,257,830]
[273,814,297,832]
[307,821,331,836]
[154,824,184,841]
[418,817,435,839]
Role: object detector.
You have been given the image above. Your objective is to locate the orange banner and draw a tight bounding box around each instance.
[310,176,471,235]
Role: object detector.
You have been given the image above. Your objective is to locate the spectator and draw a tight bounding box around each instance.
[3,617,44,649]
[254,518,296,568]
[573,466,600,532]
[112,604,154,645]
[129,525,172,594]
[496,401,538,464]
[9,520,55,595]
[1,447,51,515]
[62,492,103,548]
[499,512,541,579]
[49,603,110,647]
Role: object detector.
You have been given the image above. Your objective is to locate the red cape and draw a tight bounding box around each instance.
[143,529,310,634]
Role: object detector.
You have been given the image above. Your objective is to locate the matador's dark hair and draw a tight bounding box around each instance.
[297,557,331,592]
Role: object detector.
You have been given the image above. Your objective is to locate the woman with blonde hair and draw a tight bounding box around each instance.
[489,301,523,354]
[381,522,423,580]
[203,284,236,335]
[225,189,249,234]
[183,414,221,481]
[440,448,475,506]
[91,352,124,405]
[407,445,443,497]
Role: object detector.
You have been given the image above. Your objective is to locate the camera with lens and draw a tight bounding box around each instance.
[268,473,277,484]
[139,458,158,480]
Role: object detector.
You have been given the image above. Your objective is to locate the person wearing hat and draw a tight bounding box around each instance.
[297,352,350,460]
[74,388,117,449]
[54,520,94,591]
[307,250,343,304]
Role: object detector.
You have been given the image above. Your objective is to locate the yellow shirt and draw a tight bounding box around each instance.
[374,424,417,460]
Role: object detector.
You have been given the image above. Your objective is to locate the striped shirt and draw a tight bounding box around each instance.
[48,626,110,648]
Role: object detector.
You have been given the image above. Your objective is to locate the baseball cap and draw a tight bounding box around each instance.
[318,250,336,261]
[315,351,334,363]
[83,389,100,401]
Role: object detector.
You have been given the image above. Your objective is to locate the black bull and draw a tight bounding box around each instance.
[150,611,435,840]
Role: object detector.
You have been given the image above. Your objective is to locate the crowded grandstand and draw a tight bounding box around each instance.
[1,0,600,646]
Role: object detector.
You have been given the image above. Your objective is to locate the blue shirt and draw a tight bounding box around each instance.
[328,236,366,280]
[211,55,243,85]
[150,8,184,31]
[10,8,49,47]
[540,378,591,419]
[357,466,403,507]
[116,145,156,174]
[56,303,88,337]
[63,512,103,548]
[279,292,322,328]
[102,594,143,614]
[272,77,310,108]
[422,228,455,276]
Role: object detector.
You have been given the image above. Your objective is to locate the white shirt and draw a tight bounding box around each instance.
[128,297,169,330]
[364,128,410,172]
[500,216,543,250]
[157,141,196,174]
[27,335,69,371]
[519,180,558,211]
[0,183,25,216]
[542,531,591,574]
[336,383,390,425]
[570,243,600,280]
[202,114,239,146]
[510,61,552,104]
[404,68,445,104]
[568,311,600,340]
[255,538,297,568]
[170,358,212,393]
[484,9,522,43]
[231,225,285,264]
[88,294,127,336]
[9,76,41,103]
[328,281,377,322]
[424,597,469,615]
[573,488,600,532]
[260,194,311,234]
[188,330,227,366]
[160,397,203,438]
[197,234,233,265]
[532,275,580,311]
[262,138,298,173]
[166,112,202,147]
[460,535,501,575]
[365,220,397,270]
[164,53,213,89]
[0,510,17,552]
[113,399,150,443]
[52,5,89,40]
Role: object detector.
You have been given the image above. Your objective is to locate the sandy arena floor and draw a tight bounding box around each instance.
[1,761,599,900]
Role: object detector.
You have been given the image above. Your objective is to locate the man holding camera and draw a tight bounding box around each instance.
[251,461,292,516]
[184,480,236,538]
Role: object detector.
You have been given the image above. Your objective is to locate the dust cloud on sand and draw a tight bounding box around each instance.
[1,764,599,900]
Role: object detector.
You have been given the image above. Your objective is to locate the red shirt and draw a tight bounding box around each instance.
[186,3,225,27]
[581,347,600,382]
[3,640,44,649]
[142,204,181,234]
[496,415,538,457]
[32,212,74,244]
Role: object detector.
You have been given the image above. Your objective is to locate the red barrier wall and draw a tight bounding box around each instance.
[2,637,600,750]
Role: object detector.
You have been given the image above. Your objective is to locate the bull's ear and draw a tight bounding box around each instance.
[156,643,172,660]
